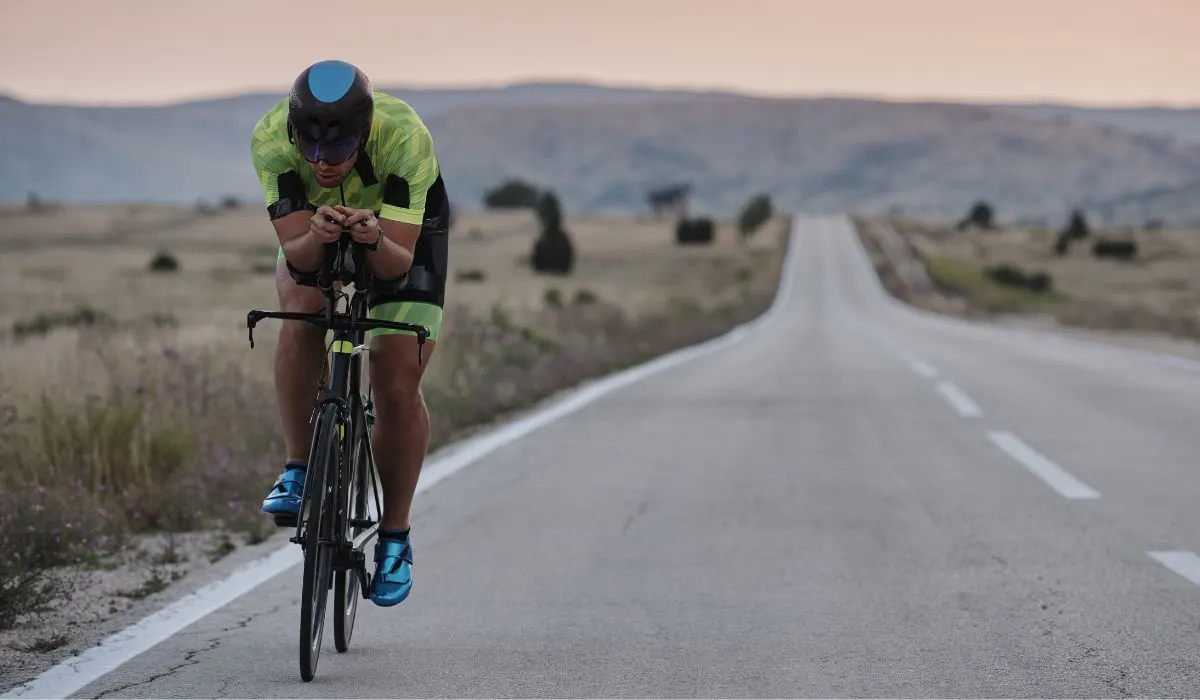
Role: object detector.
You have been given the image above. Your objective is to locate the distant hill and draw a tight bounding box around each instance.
[997,103,1200,146]
[4,81,1200,224]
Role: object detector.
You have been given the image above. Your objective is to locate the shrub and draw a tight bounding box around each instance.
[483,179,541,209]
[983,263,1054,293]
[536,191,563,232]
[737,194,773,238]
[148,249,180,273]
[1026,272,1052,293]
[1092,238,1138,261]
[956,200,995,230]
[12,305,116,340]
[1053,231,1072,257]
[26,192,49,213]
[531,192,575,275]
[532,231,574,274]
[456,268,486,283]
[675,217,715,245]
[1062,209,1090,240]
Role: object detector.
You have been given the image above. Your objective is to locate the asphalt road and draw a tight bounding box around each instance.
[52,216,1200,697]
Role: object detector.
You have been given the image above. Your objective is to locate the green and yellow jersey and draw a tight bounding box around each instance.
[249,91,446,342]
[250,90,440,224]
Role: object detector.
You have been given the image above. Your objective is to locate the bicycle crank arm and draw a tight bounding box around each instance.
[352,523,380,550]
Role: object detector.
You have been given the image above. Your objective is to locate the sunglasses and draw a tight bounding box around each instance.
[295,131,361,165]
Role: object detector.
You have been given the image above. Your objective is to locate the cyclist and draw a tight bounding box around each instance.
[250,59,449,607]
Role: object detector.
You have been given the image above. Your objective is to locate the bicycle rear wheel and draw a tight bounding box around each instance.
[299,403,339,682]
[333,416,370,652]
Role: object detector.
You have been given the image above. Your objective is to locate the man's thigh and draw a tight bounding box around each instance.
[274,248,329,311]
[367,305,439,391]
[369,301,443,343]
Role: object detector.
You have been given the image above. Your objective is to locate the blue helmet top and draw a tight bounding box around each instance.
[288,60,374,145]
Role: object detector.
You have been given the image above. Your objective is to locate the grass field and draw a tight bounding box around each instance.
[0,204,782,398]
[0,201,788,672]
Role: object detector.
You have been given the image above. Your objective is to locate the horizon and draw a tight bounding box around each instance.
[6,77,1200,112]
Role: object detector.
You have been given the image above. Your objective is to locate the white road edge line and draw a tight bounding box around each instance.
[934,380,980,417]
[1148,551,1200,588]
[1,217,807,700]
[987,430,1100,500]
[909,360,938,379]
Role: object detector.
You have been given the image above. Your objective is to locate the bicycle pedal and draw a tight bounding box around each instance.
[273,513,298,528]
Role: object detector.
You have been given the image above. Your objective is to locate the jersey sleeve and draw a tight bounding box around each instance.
[376,121,439,226]
[250,107,308,220]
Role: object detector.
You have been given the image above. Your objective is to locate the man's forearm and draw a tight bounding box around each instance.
[281,230,328,272]
[366,235,414,280]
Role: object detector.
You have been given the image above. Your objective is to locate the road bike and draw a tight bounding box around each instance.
[246,229,430,682]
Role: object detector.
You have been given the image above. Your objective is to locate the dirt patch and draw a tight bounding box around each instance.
[0,530,259,686]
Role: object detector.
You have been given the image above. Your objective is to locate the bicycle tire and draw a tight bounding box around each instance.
[299,403,339,682]
[333,406,369,652]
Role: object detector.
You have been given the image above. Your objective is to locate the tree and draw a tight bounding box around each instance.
[483,179,541,209]
[531,191,575,275]
[737,194,773,238]
[956,200,995,230]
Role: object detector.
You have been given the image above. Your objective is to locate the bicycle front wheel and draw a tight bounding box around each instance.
[299,403,339,682]
[333,425,369,653]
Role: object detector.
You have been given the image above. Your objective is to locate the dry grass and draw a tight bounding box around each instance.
[0,201,788,635]
[0,205,778,331]
[876,216,1200,336]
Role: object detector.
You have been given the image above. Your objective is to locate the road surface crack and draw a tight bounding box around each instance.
[621,501,649,535]
[91,601,289,698]
[1100,666,1133,699]
[91,638,219,699]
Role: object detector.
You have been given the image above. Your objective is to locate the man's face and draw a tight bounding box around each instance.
[308,152,358,188]
[294,128,362,188]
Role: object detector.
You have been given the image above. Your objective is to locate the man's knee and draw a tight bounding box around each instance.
[369,334,436,407]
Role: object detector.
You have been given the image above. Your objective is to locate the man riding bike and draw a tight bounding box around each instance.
[250,59,449,607]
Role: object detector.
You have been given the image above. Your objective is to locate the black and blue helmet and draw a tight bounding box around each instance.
[287,60,374,165]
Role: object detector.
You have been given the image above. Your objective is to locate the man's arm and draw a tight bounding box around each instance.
[362,121,441,280]
[251,110,339,272]
[364,219,419,280]
[276,208,346,272]
[275,210,321,270]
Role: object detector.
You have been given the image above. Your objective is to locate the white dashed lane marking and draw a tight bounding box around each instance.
[987,431,1100,500]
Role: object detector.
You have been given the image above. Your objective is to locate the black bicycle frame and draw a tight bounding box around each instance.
[246,232,430,577]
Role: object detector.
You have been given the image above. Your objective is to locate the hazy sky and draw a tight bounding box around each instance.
[4,0,1199,106]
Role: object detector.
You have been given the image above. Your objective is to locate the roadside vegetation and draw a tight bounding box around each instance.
[853,198,1200,339]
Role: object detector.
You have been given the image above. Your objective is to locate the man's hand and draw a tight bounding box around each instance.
[309,205,344,243]
[336,205,382,246]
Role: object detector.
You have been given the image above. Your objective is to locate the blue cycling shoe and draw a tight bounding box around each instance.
[262,462,306,523]
[369,531,413,607]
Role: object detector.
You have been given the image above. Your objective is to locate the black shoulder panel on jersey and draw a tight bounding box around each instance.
[267,171,309,220]
[354,151,378,187]
[383,175,410,209]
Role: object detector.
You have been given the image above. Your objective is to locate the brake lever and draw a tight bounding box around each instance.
[246,311,262,348]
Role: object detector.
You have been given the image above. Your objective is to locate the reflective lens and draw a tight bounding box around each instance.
[296,133,361,165]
